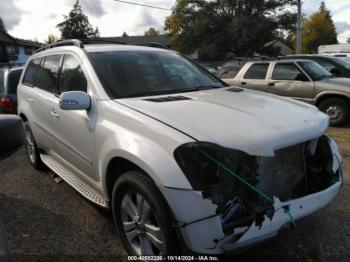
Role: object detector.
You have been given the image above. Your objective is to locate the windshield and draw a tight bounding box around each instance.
[90,51,225,98]
[297,61,332,81]
[336,57,350,70]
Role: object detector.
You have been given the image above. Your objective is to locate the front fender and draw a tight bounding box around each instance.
[315,91,350,104]
[95,101,194,197]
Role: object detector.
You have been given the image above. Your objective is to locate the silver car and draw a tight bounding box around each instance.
[17,40,343,256]
[222,59,350,126]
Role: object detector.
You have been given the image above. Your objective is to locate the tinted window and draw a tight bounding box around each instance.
[298,61,331,81]
[316,59,336,72]
[7,69,23,94]
[36,55,61,93]
[217,61,247,78]
[90,51,224,98]
[59,55,87,93]
[272,63,308,81]
[23,58,41,86]
[244,63,269,79]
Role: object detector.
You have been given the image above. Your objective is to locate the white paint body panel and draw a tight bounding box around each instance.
[120,88,329,156]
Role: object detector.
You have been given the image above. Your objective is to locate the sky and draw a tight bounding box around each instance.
[0,0,349,43]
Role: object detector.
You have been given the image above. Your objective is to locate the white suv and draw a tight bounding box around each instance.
[17,40,343,255]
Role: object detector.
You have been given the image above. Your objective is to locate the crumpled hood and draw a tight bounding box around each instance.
[118,88,329,156]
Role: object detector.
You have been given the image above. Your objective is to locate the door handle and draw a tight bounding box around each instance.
[27,96,34,102]
[50,109,59,119]
[240,82,247,85]
[268,82,275,86]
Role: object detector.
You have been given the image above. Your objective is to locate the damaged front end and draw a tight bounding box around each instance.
[163,136,343,254]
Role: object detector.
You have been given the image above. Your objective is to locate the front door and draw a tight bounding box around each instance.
[52,53,98,181]
[268,62,315,103]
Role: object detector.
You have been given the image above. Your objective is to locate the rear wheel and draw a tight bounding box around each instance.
[318,98,349,126]
[112,171,179,255]
[24,122,44,170]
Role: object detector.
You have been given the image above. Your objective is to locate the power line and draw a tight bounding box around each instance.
[113,0,172,11]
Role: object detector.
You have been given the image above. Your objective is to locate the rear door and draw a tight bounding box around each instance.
[268,62,315,103]
[29,55,62,152]
[237,63,270,92]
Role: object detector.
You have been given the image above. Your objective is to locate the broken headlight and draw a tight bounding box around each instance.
[174,142,273,230]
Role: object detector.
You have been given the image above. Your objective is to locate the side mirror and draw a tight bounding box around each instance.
[59,91,91,111]
[330,67,341,76]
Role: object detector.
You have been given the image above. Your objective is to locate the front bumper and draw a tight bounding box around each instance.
[160,138,343,254]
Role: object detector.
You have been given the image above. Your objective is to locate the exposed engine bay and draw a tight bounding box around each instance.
[174,135,341,237]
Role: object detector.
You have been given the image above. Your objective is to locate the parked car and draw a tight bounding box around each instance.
[0,114,25,262]
[201,64,218,75]
[284,55,350,78]
[0,67,23,114]
[18,40,343,256]
[223,59,350,126]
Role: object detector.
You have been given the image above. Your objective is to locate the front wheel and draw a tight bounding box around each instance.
[318,98,349,126]
[112,171,179,255]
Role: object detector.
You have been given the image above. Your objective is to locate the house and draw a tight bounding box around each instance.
[261,40,293,56]
[0,30,41,66]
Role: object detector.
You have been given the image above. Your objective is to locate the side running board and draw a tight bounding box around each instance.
[40,154,108,208]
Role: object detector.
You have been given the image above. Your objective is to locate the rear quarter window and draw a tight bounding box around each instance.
[23,58,41,86]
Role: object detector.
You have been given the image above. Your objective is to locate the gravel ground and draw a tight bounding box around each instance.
[0,127,349,261]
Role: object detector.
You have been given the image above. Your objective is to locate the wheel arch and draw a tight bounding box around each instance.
[315,92,350,107]
[105,156,145,199]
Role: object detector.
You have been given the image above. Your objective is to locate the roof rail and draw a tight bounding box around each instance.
[133,42,169,49]
[81,39,127,45]
[34,39,84,53]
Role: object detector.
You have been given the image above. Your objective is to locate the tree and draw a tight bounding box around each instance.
[0,17,6,32]
[299,2,337,53]
[165,0,297,60]
[45,34,58,44]
[57,0,99,39]
[121,32,129,37]
[144,27,160,37]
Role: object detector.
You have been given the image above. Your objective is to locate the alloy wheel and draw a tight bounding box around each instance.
[326,105,342,121]
[25,126,36,164]
[120,192,165,255]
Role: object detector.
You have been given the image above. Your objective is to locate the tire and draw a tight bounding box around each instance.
[23,122,45,170]
[112,170,179,255]
[318,98,349,127]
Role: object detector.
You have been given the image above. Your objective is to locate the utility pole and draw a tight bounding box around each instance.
[296,0,302,54]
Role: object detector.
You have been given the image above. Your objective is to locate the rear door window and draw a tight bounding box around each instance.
[36,55,61,93]
[272,63,307,81]
[59,54,87,93]
[23,58,41,86]
[243,63,269,79]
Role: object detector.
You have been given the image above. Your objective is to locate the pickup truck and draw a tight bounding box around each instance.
[222,59,350,126]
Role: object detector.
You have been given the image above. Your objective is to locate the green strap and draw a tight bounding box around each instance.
[198,149,296,227]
